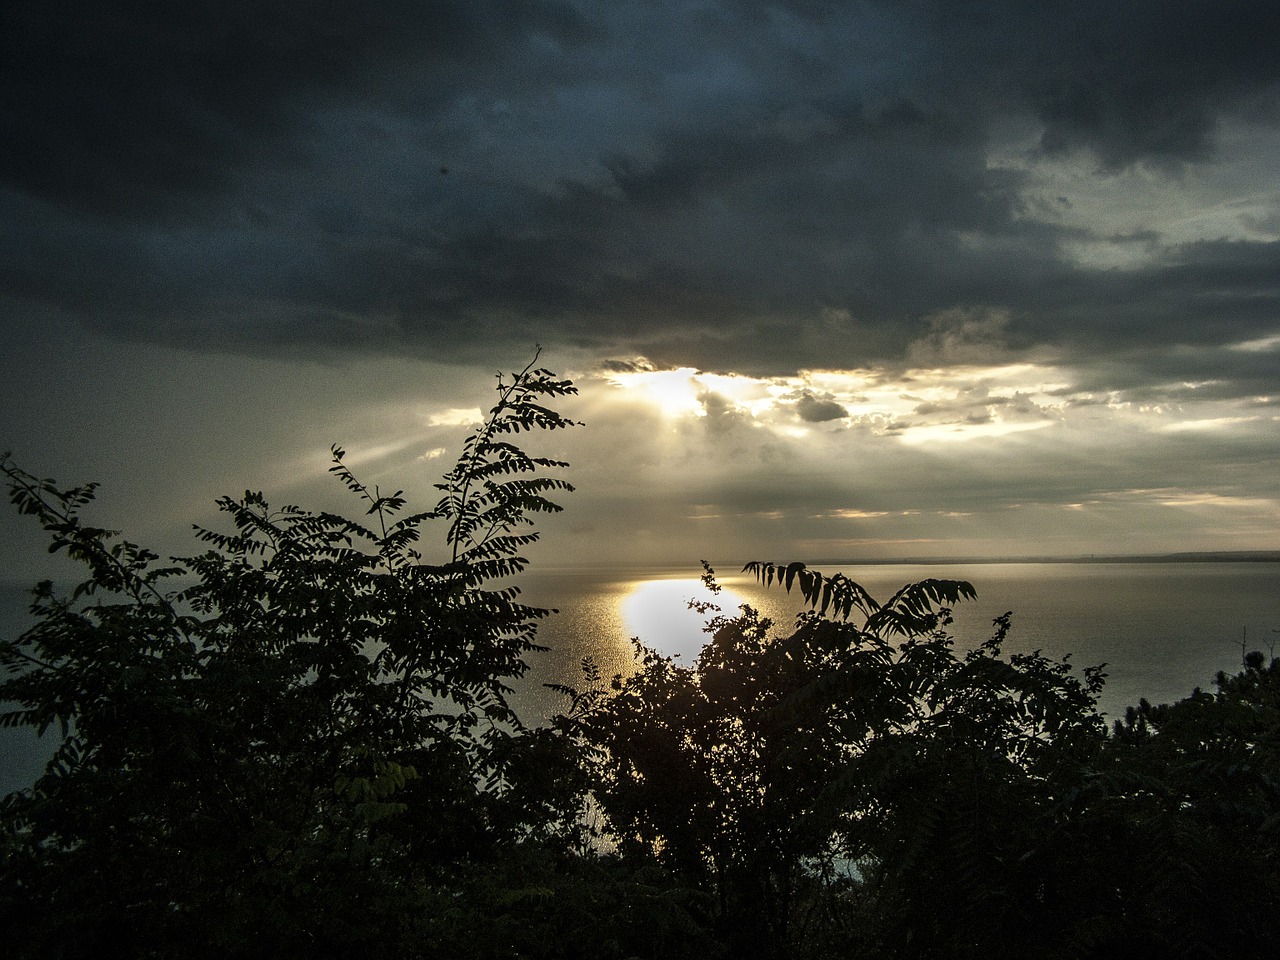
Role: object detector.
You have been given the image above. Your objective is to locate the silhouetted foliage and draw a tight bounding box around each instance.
[1090,654,1280,957]
[565,562,1111,959]
[563,559,1280,960]
[0,354,587,957]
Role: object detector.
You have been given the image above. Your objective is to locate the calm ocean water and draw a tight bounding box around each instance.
[3,562,1278,794]
[512,561,1280,725]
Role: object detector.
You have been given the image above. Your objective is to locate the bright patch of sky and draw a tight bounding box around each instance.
[566,348,1280,561]
[606,357,1089,445]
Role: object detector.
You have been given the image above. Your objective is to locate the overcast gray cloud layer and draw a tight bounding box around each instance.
[3,1,1280,567]
[4,1,1280,376]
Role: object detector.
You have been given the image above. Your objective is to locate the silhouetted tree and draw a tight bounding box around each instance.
[1090,652,1280,957]
[0,355,583,957]
[568,562,1110,959]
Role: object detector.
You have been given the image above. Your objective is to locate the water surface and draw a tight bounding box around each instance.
[515,561,1280,723]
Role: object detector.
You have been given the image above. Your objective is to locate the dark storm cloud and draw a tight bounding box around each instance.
[1056,337,1280,406]
[876,0,1280,169]
[795,394,848,422]
[1,0,590,220]
[3,0,1279,374]
[1017,239,1280,350]
[1019,1,1280,169]
[599,358,658,374]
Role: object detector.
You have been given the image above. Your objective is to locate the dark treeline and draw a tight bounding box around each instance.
[2,360,1278,959]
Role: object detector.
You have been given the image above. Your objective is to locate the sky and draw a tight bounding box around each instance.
[2,0,1280,576]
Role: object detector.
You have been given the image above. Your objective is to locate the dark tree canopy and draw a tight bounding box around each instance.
[0,355,590,957]
[566,562,1112,959]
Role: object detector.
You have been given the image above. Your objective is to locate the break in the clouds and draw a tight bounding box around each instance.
[2,1,1279,565]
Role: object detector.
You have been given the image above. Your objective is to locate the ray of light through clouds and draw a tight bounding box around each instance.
[2,0,1280,572]
[563,329,1280,561]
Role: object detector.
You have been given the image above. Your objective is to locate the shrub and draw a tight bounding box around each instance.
[0,354,579,957]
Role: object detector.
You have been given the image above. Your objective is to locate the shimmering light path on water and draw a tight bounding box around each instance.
[620,578,747,661]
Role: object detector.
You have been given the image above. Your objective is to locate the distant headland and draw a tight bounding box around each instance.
[812,550,1280,566]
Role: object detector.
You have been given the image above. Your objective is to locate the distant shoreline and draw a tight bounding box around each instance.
[8,552,1278,592]
[810,551,1280,566]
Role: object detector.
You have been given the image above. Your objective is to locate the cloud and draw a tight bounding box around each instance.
[3,1,1280,565]
[0,1,1273,370]
[424,408,483,427]
[1,1,593,219]
[599,358,659,374]
[907,308,1013,365]
[795,393,849,422]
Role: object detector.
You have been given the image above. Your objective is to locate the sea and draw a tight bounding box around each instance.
[3,561,1278,795]
[509,560,1280,725]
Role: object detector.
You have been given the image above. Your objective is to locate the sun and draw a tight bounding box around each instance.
[620,577,744,659]
[605,367,705,418]
[602,364,779,421]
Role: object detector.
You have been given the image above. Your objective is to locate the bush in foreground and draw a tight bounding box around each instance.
[0,355,587,957]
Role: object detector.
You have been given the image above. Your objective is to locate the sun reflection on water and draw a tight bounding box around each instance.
[619,578,745,660]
